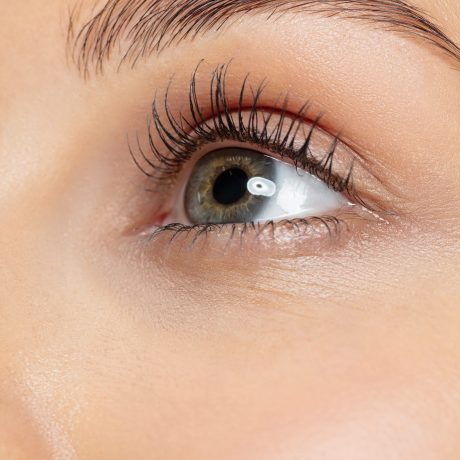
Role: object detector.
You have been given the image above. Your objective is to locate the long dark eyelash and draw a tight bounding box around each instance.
[130,61,357,198]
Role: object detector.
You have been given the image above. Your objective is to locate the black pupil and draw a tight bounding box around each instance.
[213,168,248,205]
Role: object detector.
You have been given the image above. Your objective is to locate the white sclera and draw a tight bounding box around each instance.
[247,159,346,221]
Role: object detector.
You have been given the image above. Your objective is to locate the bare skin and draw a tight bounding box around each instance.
[1,0,460,458]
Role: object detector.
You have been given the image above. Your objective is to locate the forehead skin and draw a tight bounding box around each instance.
[0,1,460,460]
[418,0,460,42]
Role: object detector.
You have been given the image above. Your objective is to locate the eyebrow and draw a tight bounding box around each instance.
[69,0,460,77]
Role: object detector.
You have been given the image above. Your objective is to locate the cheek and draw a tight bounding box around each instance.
[18,295,458,460]
[0,395,53,460]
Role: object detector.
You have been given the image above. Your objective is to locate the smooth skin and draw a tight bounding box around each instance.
[1,0,460,459]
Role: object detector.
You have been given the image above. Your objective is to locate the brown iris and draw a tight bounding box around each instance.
[184,148,276,224]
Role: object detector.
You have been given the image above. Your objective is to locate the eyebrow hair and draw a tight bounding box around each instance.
[69,0,460,77]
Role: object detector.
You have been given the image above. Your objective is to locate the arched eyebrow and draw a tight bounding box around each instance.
[69,0,460,78]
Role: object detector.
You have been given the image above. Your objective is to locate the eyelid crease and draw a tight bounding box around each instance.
[68,0,460,78]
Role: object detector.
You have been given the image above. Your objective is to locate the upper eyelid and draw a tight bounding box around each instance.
[68,0,460,78]
[128,62,392,215]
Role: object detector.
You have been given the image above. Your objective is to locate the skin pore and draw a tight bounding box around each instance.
[1,0,460,458]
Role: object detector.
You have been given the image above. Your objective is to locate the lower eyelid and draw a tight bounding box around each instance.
[134,205,386,257]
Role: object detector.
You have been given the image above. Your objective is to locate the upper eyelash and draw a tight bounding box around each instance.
[129,60,357,198]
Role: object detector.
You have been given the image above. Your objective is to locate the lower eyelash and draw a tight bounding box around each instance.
[145,216,346,247]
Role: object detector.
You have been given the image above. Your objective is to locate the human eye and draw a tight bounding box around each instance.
[179,147,346,225]
[129,62,387,250]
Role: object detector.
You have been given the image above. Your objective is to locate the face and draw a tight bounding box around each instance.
[1,0,460,458]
